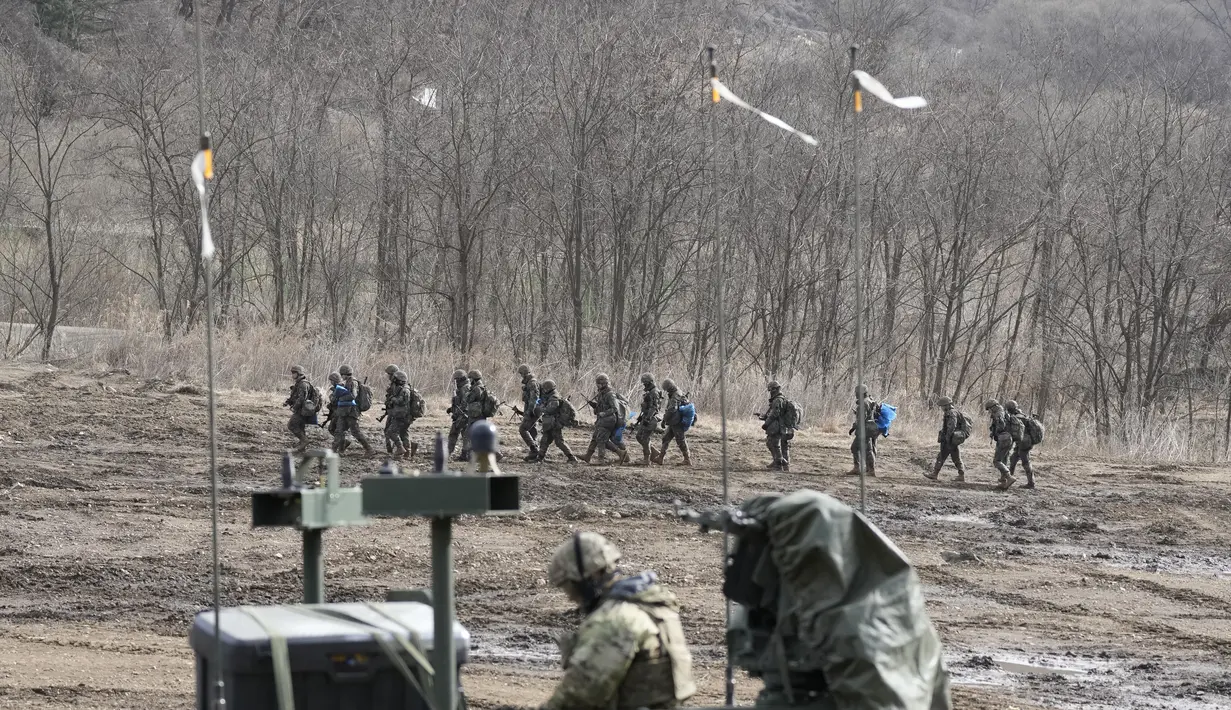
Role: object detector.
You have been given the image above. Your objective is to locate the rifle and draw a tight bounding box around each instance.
[511,405,525,418]
[673,500,763,535]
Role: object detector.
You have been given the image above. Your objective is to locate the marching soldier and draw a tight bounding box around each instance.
[651,379,691,467]
[542,532,696,710]
[1005,400,1035,489]
[580,373,628,465]
[535,379,578,463]
[986,399,1016,490]
[326,371,374,456]
[516,363,541,461]
[283,365,315,451]
[384,370,414,459]
[925,396,967,482]
[762,381,792,472]
[462,369,492,461]
[633,373,663,466]
[847,384,881,476]
[447,369,470,458]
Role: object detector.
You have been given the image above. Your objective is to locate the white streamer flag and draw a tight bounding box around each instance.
[711,78,818,147]
[191,150,215,261]
[851,70,927,109]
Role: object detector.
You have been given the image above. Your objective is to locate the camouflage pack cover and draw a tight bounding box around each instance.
[742,489,952,710]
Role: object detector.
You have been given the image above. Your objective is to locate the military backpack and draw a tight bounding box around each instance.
[781,399,803,429]
[615,393,630,423]
[300,382,321,415]
[355,380,373,412]
[409,388,425,419]
[558,398,577,427]
[1023,414,1045,445]
[951,411,973,445]
[481,390,499,418]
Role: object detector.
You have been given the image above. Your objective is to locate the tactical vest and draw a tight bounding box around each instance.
[613,601,696,710]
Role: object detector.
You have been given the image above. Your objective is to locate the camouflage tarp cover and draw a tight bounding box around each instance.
[744,489,952,710]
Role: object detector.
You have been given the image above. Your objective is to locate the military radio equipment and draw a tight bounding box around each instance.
[193,428,520,710]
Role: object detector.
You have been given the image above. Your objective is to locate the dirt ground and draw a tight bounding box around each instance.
[0,362,1229,709]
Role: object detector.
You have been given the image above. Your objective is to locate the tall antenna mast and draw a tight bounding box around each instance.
[190,2,225,705]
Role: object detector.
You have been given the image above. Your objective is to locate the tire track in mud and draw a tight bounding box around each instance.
[921,564,1231,657]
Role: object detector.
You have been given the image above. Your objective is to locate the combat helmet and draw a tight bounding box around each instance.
[662,377,677,392]
[640,373,655,386]
[290,365,304,376]
[595,373,610,386]
[394,370,408,383]
[855,383,868,398]
[468,369,483,381]
[339,365,354,377]
[517,363,532,376]
[328,372,341,383]
[547,532,622,587]
[767,380,781,391]
[385,364,399,375]
[984,399,1001,411]
[541,379,557,393]
[1004,399,1020,414]
[936,396,953,408]
[453,369,467,381]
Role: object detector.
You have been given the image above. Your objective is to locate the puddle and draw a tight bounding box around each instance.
[996,660,1083,676]
[923,513,992,527]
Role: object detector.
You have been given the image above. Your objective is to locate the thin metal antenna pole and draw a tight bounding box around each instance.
[705,46,735,707]
[850,45,867,515]
[192,4,225,706]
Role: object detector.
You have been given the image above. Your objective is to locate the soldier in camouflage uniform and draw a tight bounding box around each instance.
[384,370,414,459]
[580,373,628,465]
[461,369,491,462]
[326,371,374,456]
[986,399,1016,490]
[534,379,577,463]
[542,532,696,710]
[447,369,470,458]
[382,365,403,456]
[632,373,663,466]
[335,365,374,456]
[925,396,966,482]
[516,364,541,461]
[283,365,314,451]
[1005,400,1035,489]
[847,383,881,476]
[651,378,691,467]
[762,381,792,472]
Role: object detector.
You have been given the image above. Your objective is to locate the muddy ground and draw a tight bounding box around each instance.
[0,362,1228,709]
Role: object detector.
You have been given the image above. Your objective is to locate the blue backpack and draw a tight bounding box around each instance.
[679,402,697,431]
[876,403,897,437]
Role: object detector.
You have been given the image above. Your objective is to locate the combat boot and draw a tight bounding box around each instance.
[618,448,630,464]
[997,473,1017,490]
[766,461,782,471]
[579,451,593,464]
[1023,467,1035,489]
[955,470,966,483]
[566,455,579,464]
[780,462,790,473]
[409,443,418,459]
[650,448,664,465]
[924,464,940,480]
[631,451,650,466]
[680,455,692,467]
[866,460,877,477]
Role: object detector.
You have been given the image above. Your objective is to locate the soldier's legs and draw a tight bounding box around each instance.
[384,418,399,454]
[994,439,1012,475]
[634,425,653,463]
[448,418,465,455]
[951,445,966,479]
[781,435,791,466]
[767,435,782,467]
[519,415,540,455]
[548,428,575,460]
[347,417,373,453]
[331,419,348,452]
[458,417,474,459]
[674,428,690,463]
[288,414,307,449]
[930,445,947,477]
[1020,445,1035,487]
[397,418,412,453]
[656,428,677,463]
